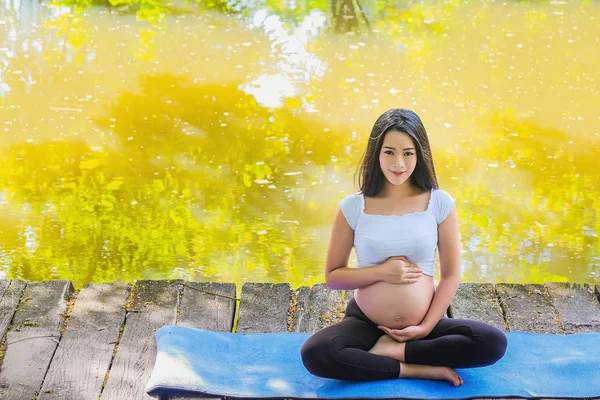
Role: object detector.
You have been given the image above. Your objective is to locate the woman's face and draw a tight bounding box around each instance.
[378,130,418,185]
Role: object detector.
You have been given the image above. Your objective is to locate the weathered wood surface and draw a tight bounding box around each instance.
[546,282,600,333]
[236,283,290,333]
[176,282,235,331]
[38,282,130,400]
[0,280,26,341]
[100,280,182,400]
[448,283,507,332]
[495,283,562,333]
[291,283,345,333]
[0,280,598,400]
[0,280,74,400]
[169,282,234,400]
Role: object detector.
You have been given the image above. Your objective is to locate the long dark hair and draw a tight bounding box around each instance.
[354,108,439,196]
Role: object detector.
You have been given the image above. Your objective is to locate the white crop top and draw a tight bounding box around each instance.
[339,188,456,277]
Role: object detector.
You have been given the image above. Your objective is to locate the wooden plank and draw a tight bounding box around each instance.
[0,280,74,400]
[495,283,561,333]
[167,282,235,400]
[0,280,8,302]
[0,280,26,340]
[176,282,236,331]
[291,283,345,333]
[236,283,290,333]
[100,280,182,400]
[38,282,130,400]
[545,282,600,333]
[0,280,8,300]
[449,283,507,332]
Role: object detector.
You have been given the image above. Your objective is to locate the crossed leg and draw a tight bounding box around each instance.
[368,316,508,382]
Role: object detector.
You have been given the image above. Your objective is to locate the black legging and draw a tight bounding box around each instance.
[300,297,508,381]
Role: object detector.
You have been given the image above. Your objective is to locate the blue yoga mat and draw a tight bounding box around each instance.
[145,325,600,399]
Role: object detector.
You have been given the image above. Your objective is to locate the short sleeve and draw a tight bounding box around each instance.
[434,189,456,225]
[339,193,361,230]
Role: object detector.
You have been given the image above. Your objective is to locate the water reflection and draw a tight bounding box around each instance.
[0,0,599,290]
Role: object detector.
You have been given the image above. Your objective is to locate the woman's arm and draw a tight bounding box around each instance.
[325,206,384,290]
[418,206,462,332]
[326,265,384,290]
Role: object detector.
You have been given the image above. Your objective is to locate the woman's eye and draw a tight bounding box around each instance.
[405,152,414,156]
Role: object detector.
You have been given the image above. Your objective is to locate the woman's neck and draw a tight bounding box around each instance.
[378,183,420,199]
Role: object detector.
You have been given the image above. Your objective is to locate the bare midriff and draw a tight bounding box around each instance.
[354,275,435,329]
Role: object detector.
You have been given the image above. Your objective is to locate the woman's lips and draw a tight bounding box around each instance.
[391,171,405,176]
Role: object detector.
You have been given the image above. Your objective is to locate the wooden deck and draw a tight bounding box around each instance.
[1,279,599,400]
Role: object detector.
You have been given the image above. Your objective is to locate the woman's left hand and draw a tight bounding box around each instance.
[378,324,430,343]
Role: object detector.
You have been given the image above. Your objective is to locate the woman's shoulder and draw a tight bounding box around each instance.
[432,187,456,224]
[338,191,363,230]
[339,191,362,207]
[341,190,362,200]
[433,187,455,201]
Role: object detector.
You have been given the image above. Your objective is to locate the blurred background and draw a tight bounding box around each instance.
[0,0,599,292]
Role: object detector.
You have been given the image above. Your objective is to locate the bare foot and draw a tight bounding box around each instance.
[399,362,464,387]
[368,334,405,361]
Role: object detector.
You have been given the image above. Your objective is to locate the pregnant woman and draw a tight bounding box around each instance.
[300,108,507,386]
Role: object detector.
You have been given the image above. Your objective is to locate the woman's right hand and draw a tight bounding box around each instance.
[377,256,423,284]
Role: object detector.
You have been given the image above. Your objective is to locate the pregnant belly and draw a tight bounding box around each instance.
[354,276,436,329]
